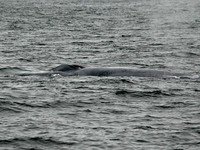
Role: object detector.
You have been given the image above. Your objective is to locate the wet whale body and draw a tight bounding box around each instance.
[18,64,199,79]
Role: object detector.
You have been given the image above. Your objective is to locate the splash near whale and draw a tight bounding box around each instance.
[16,64,199,79]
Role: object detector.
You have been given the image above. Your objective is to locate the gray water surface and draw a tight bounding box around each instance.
[0,0,200,149]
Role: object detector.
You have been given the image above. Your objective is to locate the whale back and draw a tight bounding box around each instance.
[50,64,84,72]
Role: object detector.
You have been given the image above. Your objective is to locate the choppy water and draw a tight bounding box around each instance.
[0,0,200,149]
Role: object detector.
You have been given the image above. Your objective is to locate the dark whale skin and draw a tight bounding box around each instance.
[17,64,199,79]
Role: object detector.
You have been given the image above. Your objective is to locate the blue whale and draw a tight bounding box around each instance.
[17,64,199,79]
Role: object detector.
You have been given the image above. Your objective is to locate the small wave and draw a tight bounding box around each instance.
[134,125,153,130]
[13,101,66,109]
[120,78,136,84]
[115,90,173,97]
[13,100,77,109]
[103,108,126,115]
[170,101,194,107]
[71,41,88,46]
[149,43,164,47]
[0,67,25,73]
[154,105,175,109]
[0,137,77,146]
[0,106,25,113]
[0,101,27,113]
[135,139,149,143]
[185,52,200,57]
[1,100,89,110]
[153,101,194,110]
[12,101,47,108]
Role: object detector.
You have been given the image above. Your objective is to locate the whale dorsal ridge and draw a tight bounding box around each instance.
[50,64,84,72]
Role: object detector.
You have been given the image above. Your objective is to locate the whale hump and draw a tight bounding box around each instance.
[50,64,84,72]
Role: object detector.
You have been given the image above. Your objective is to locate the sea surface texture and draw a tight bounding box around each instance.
[0,0,200,149]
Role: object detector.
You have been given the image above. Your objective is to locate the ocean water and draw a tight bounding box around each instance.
[0,0,200,149]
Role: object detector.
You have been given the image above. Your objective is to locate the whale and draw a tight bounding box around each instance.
[17,64,199,79]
